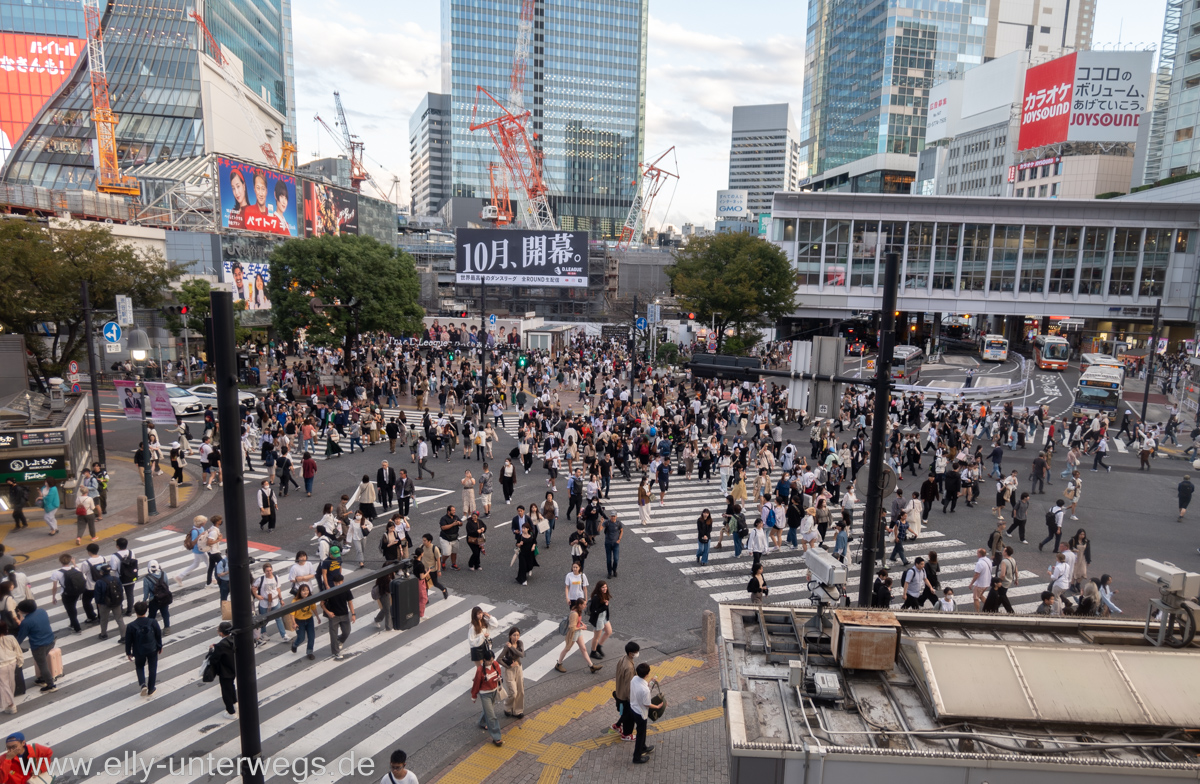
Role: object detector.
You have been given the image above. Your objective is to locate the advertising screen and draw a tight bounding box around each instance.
[219,234,279,310]
[455,229,589,288]
[216,156,299,237]
[0,33,85,167]
[1018,51,1153,151]
[303,181,359,237]
[715,189,749,218]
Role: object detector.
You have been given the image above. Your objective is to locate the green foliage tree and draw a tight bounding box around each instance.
[164,278,252,344]
[665,234,798,354]
[656,341,679,365]
[0,218,178,384]
[266,233,424,349]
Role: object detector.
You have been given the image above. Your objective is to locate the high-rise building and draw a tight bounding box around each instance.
[441,0,648,239]
[727,104,803,218]
[409,92,451,217]
[1,0,296,189]
[1150,0,1200,182]
[799,0,1094,194]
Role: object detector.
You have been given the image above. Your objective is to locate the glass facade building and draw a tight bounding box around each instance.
[1,0,295,190]
[800,0,987,178]
[441,0,647,239]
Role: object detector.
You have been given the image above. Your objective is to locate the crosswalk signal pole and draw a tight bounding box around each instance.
[1140,298,1162,428]
[211,291,265,784]
[857,252,899,607]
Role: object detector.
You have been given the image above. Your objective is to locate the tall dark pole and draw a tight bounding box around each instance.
[211,291,263,784]
[80,281,106,465]
[857,252,899,607]
[1141,297,1163,427]
[630,294,639,402]
[480,279,488,375]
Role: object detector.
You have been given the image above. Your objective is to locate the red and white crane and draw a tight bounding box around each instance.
[618,147,679,250]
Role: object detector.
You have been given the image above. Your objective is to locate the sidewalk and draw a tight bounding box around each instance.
[427,651,727,784]
[0,458,201,567]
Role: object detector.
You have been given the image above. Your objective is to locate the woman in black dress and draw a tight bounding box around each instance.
[516,521,539,586]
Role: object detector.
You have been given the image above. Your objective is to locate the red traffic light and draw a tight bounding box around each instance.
[687,312,695,320]
[460,311,468,318]
[179,305,188,315]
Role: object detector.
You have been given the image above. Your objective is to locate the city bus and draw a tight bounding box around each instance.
[979,334,1009,362]
[1079,352,1123,376]
[1072,366,1124,418]
[890,345,923,384]
[1033,334,1071,370]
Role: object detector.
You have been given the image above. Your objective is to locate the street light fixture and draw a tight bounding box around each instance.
[128,326,151,362]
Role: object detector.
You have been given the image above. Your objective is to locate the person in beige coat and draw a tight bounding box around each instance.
[0,625,23,714]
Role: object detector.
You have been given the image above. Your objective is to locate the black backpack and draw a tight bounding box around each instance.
[117,551,138,583]
[1046,508,1057,527]
[88,560,105,583]
[103,576,124,607]
[150,573,173,606]
[61,568,87,600]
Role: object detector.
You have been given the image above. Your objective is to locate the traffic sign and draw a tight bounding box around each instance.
[102,322,122,343]
[71,383,81,393]
[105,343,121,354]
[866,359,876,371]
[68,361,79,374]
[116,295,133,327]
[489,314,497,326]
[636,317,647,330]
[647,304,661,324]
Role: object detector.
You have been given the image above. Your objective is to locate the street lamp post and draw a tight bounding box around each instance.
[129,327,158,517]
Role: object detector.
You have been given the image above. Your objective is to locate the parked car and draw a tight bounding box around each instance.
[187,383,257,407]
[163,383,203,417]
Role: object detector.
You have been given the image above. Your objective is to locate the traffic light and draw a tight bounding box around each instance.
[447,350,455,361]
[162,305,188,317]
[460,311,468,318]
[687,312,695,321]
[517,354,529,369]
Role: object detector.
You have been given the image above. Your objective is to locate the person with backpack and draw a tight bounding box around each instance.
[142,561,172,634]
[124,601,162,696]
[210,621,237,716]
[174,515,209,587]
[50,553,91,632]
[1039,500,1065,553]
[251,563,287,646]
[94,564,126,642]
[109,537,138,615]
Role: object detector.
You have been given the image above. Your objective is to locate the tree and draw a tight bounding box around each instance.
[0,218,178,384]
[164,278,252,344]
[266,233,424,350]
[665,234,798,354]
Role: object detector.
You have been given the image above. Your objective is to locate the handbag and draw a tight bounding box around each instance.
[494,678,510,703]
[470,637,493,662]
[647,682,667,721]
[260,507,270,516]
[13,664,25,696]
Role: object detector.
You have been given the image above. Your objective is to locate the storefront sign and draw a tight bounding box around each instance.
[0,431,66,449]
[0,455,67,482]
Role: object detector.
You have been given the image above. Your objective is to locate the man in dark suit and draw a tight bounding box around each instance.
[397,469,415,517]
[377,460,397,510]
[511,505,528,543]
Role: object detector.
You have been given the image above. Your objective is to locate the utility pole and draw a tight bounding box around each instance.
[1140,297,1162,427]
[80,281,106,464]
[629,294,639,401]
[211,291,264,784]
[480,280,488,376]
[857,252,899,607]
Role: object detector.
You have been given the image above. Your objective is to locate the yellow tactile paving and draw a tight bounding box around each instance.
[431,655,713,784]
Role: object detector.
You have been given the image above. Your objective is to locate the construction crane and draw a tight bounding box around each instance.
[333,91,372,192]
[191,11,279,167]
[470,0,555,231]
[81,0,138,195]
[618,147,679,250]
[481,163,513,225]
[312,112,389,200]
[278,141,296,173]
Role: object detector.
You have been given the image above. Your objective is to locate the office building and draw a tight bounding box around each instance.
[441,0,648,239]
[1150,0,1200,181]
[409,92,451,217]
[1,0,295,190]
[799,0,1094,194]
[727,104,803,218]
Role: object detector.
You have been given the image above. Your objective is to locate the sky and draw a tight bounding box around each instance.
[291,0,1163,231]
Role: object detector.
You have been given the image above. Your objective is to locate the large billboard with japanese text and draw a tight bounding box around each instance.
[455,229,590,288]
[303,181,358,237]
[1018,50,1153,151]
[217,156,299,237]
[0,33,86,168]
[219,234,278,310]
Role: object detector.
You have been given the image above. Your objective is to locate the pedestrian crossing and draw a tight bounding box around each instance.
[13,528,573,784]
[583,472,1048,614]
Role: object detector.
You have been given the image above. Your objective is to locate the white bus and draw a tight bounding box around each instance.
[890,345,924,383]
[1073,366,1124,418]
[1079,352,1122,376]
[979,334,1009,362]
[1033,334,1070,370]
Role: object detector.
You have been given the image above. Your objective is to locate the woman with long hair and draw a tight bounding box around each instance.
[587,580,613,660]
[553,597,602,674]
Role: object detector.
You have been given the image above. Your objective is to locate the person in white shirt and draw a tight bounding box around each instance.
[971,548,992,611]
[937,587,957,612]
[746,517,769,567]
[1048,552,1073,615]
[288,552,317,596]
[629,662,659,763]
[381,750,418,784]
[252,563,287,644]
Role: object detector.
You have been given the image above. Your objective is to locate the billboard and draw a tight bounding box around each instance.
[1018,50,1153,151]
[219,234,279,310]
[0,33,86,168]
[216,156,299,237]
[303,181,359,237]
[716,189,749,218]
[925,80,963,144]
[455,229,589,288]
[142,382,178,425]
[113,380,142,419]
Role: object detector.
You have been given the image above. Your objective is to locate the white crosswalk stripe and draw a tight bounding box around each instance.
[14,526,567,784]
[1113,437,1128,453]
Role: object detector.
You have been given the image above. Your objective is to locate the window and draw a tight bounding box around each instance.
[1171,166,1189,177]
[932,223,960,290]
[1039,184,1048,197]
[1140,229,1171,298]
[1051,182,1059,197]
[1188,50,1200,63]
[1176,127,1195,142]
[905,222,934,290]
[1177,230,1191,253]
[1041,165,1050,177]
[1021,226,1051,293]
[1027,189,1036,198]
[795,220,826,286]
[1029,167,1038,180]
[1108,228,1141,296]
[1054,160,1063,175]
[1016,188,1024,196]
[1040,25,1051,33]
[1079,227,1109,295]
[1049,227,1081,294]
[990,226,1021,292]
[1018,169,1027,181]
[959,224,990,292]
[851,220,879,287]
[1187,77,1200,89]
